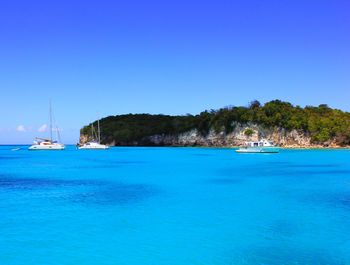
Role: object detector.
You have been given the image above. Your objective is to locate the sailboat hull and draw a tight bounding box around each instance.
[29,144,65,150]
[78,144,109,150]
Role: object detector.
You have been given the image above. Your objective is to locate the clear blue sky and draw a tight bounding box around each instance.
[1,0,349,144]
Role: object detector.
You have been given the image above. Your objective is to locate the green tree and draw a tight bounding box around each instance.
[244,128,254,137]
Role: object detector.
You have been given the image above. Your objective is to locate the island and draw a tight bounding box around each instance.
[80,100,350,148]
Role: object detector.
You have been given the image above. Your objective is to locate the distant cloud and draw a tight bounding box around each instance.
[38,124,47,132]
[17,125,26,132]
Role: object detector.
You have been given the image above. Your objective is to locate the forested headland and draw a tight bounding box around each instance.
[80,100,350,147]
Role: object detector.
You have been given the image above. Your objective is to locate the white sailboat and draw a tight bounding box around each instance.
[28,101,65,151]
[78,117,109,150]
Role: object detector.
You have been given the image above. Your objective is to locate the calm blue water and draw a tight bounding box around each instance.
[1,146,350,265]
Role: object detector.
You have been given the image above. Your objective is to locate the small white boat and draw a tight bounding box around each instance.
[236,139,279,153]
[78,140,109,150]
[11,148,20,151]
[29,101,65,151]
[78,116,109,150]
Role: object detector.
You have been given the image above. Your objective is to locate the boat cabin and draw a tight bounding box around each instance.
[245,139,275,147]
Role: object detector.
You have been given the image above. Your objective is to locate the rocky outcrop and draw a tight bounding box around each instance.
[137,123,315,147]
[79,134,89,144]
[80,122,343,147]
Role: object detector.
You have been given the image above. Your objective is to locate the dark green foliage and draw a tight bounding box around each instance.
[249,100,261,109]
[81,114,200,145]
[81,100,350,146]
[244,128,254,137]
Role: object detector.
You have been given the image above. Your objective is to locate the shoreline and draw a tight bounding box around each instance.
[1,144,350,150]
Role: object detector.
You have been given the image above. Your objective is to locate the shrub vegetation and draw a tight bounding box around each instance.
[244,128,254,137]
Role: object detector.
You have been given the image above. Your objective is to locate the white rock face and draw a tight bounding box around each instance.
[79,134,89,144]
[141,122,315,147]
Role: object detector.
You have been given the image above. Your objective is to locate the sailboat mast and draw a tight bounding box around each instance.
[91,123,94,141]
[98,115,101,143]
[49,100,53,142]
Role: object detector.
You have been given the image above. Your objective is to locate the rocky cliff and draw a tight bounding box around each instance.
[143,123,313,147]
[80,122,340,148]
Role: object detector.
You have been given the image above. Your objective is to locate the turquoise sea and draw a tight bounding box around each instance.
[1,146,350,265]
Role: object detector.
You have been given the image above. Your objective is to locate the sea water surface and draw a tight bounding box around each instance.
[1,146,350,265]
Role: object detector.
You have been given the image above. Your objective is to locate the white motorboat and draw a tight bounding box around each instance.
[29,101,65,151]
[236,139,279,153]
[78,116,109,150]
